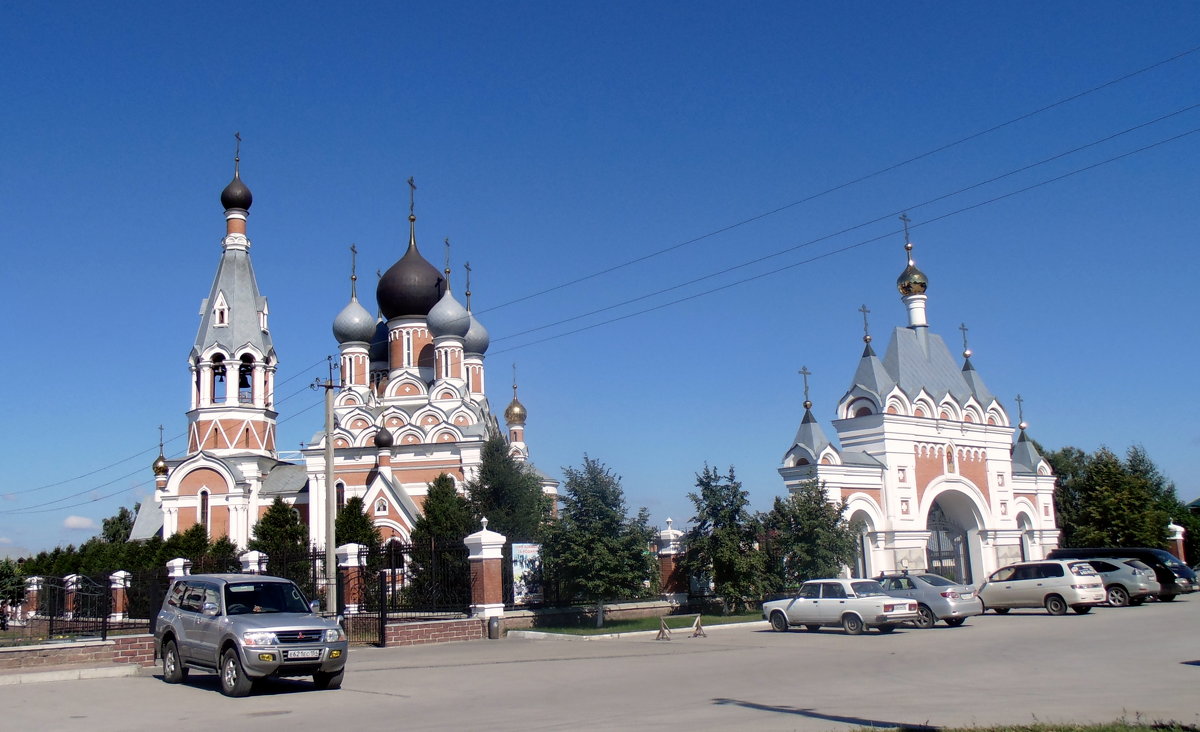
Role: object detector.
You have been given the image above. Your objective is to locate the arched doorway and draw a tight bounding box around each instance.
[1017,513,1033,561]
[849,510,874,578]
[926,500,971,583]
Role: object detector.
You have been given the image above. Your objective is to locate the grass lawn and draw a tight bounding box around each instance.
[526,611,763,635]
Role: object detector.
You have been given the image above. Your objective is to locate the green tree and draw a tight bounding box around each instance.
[405,474,474,608]
[680,465,764,612]
[101,505,138,544]
[1125,445,1200,562]
[1067,447,1168,549]
[161,523,211,563]
[542,457,657,604]
[760,479,857,589]
[1046,445,1089,549]
[466,434,550,542]
[248,497,309,558]
[335,496,381,548]
[0,558,25,604]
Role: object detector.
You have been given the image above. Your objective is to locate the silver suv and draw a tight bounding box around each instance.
[155,574,348,697]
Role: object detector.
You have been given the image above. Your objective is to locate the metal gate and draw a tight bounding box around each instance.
[926,502,971,584]
[340,542,471,646]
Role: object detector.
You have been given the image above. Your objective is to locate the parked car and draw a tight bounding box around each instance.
[155,574,348,697]
[977,560,1105,615]
[763,578,919,635]
[875,571,984,628]
[1046,547,1197,600]
[1080,558,1160,607]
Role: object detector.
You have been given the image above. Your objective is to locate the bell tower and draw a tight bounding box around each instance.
[186,137,279,457]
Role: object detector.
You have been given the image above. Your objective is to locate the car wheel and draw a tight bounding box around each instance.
[1106,585,1130,607]
[313,669,344,690]
[914,604,936,629]
[162,640,188,684]
[1072,605,1092,614]
[944,617,967,627]
[876,624,895,634]
[220,648,254,698]
[842,614,865,635]
[992,607,1010,614]
[769,611,789,632]
[1044,594,1068,616]
[804,625,821,633]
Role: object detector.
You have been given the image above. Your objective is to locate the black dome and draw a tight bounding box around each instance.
[220,172,253,211]
[377,226,444,319]
[374,427,394,448]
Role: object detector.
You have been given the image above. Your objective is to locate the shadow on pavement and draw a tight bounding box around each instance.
[712,698,938,730]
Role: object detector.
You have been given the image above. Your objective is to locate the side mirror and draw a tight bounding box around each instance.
[310,601,321,613]
[203,602,220,616]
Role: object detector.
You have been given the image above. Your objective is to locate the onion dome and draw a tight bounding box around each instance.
[220,170,253,211]
[896,241,928,296]
[152,453,169,476]
[374,426,394,449]
[333,298,375,344]
[377,215,444,319]
[463,313,490,355]
[505,395,527,425]
[427,287,470,338]
[369,319,389,363]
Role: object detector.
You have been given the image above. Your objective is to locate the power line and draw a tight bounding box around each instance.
[491,124,1200,354]
[478,45,1200,316]
[493,102,1200,344]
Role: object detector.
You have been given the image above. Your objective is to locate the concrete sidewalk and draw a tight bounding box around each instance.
[0,661,144,686]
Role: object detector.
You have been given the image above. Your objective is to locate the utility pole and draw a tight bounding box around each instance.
[313,357,339,615]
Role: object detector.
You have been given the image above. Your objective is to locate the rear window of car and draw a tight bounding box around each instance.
[1069,562,1098,576]
[851,581,887,597]
[1124,559,1152,571]
[918,574,956,587]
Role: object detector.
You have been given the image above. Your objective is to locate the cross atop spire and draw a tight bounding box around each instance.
[900,212,911,243]
[859,304,872,344]
[464,261,473,310]
[233,131,242,175]
[959,322,971,358]
[1015,393,1027,429]
[407,176,417,217]
[158,424,164,451]
[799,365,812,409]
[349,244,358,298]
[443,237,452,280]
[512,362,519,398]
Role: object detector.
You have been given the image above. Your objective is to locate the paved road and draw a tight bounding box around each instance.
[5,598,1199,731]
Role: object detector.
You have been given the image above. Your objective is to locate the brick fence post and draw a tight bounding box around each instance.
[1168,521,1187,563]
[464,517,507,621]
[656,517,686,603]
[336,543,365,613]
[110,570,131,620]
[239,550,268,574]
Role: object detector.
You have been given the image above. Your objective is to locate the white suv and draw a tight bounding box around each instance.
[978,560,1106,615]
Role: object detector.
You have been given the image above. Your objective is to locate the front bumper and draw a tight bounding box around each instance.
[240,642,348,678]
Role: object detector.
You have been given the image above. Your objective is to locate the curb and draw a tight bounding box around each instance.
[0,664,142,686]
[507,619,768,641]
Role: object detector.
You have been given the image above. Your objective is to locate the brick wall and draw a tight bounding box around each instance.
[383,618,485,646]
[0,634,156,671]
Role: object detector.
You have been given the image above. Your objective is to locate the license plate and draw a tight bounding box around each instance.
[286,649,322,660]
[959,593,973,599]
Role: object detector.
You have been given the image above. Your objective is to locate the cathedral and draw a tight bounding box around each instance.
[779,230,1058,584]
[131,155,556,548]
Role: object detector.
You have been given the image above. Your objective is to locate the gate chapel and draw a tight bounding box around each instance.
[779,230,1058,583]
[132,157,555,548]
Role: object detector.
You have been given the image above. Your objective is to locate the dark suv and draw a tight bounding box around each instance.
[1046,547,1196,601]
[155,574,348,697]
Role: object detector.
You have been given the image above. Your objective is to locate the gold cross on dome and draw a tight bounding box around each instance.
[798,366,811,402]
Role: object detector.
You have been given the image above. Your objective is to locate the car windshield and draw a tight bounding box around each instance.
[918,574,956,587]
[224,581,311,614]
[851,581,887,597]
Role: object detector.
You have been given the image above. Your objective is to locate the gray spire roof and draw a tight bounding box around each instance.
[845,342,895,404]
[1011,429,1045,474]
[881,327,972,404]
[960,356,996,406]
[193,244,274,360]
[788,408,834,463]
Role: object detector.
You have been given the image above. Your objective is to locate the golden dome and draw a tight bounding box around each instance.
[896,242,928,296]
[152,453,169,477]
[504,397,527,425]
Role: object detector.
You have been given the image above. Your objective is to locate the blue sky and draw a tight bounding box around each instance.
[2,3,1198,557]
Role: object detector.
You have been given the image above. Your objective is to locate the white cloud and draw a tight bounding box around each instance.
[0,537,12,544]
[63,516,98,530]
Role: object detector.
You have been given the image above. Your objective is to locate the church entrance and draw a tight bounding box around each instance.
[926,501,971,584]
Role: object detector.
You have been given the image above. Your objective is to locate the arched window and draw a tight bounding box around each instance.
[211,354,227,402]
[238,354,254,404]
[199,490,210,533]
[336,483,346,511]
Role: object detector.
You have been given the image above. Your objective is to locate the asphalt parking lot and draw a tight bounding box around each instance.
[3,597,1198,731]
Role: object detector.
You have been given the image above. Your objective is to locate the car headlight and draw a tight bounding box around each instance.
[243,631,278,645]
[325,627,346,642]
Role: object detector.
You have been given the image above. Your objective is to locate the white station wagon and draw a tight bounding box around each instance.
[763,578,919,635]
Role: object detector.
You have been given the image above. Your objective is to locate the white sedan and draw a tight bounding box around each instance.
[763,578,919,635]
